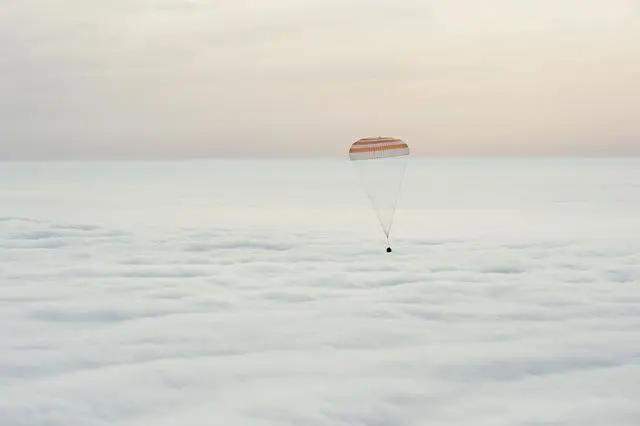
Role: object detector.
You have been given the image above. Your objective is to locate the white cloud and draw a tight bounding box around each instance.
[1,159,640,424]
[1,213,640,425]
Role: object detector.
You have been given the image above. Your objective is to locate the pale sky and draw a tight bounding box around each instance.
[1,0,639,159]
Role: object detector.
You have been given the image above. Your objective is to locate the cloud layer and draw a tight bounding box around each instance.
[1,213,639,425]
[1,158,640,425]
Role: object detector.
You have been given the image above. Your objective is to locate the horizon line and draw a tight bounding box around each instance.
[2,154,639,162]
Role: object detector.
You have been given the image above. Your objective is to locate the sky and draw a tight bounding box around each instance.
[1,159,640,425]
[1,0,639,160]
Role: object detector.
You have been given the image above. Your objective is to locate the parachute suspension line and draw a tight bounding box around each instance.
[384,156,407,243]
[362,188,389,241]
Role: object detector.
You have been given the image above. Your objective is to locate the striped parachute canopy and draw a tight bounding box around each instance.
[349,137,410,161]
[349,137,410,251]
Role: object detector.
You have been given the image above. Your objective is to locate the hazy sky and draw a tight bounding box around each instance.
[1,0,639,159]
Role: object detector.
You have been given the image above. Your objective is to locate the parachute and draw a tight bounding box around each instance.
[349,137,410,253]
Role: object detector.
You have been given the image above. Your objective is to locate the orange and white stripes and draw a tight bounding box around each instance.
[349,137,410,161]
